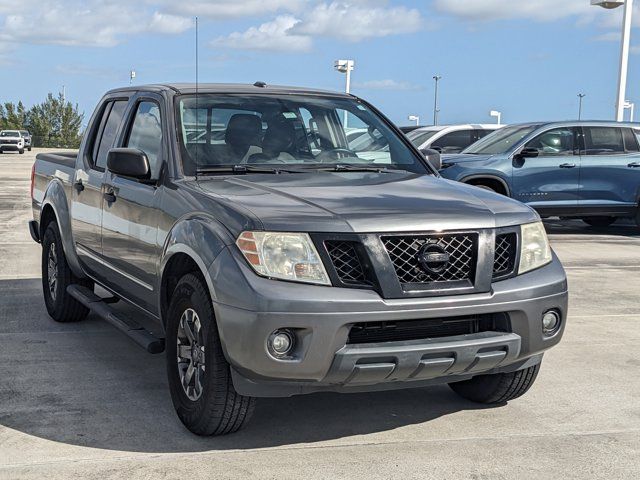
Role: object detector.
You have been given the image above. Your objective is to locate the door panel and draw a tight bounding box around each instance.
[578,126,640,207]
[512,127,580,208]
[71,99,128,275]
[100,99,164,314]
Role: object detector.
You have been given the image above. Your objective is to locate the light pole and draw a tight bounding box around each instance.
[578,93,586,120]
[334,59,354,127]
[130,69,136,85]
[624,100,635,121]
[408,115,420,126]
[489,110,502,125]
[432,75,442,125]
[592,0,633,121]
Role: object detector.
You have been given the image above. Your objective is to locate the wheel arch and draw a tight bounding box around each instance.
[460,174,511,197]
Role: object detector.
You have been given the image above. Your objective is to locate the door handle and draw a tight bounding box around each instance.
[628,162,640,168]
[559,163,576,168]
[103,191,117,203]
[73,180,84,193]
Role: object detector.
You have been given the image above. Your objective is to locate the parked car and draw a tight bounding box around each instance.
[0,130,25,154]
[29,83,567,435]
[407,124,503,154]
[20,130,32,151]
[399,125,421,134]
[439,121,640,227]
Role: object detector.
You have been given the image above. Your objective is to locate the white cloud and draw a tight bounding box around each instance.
[148,12,192,34]
[151,0,305,19]
[353,79,422,91]
[211,15,313,52]
[292,1,422,41]
[213,1,424,52]
[433,0,592,22]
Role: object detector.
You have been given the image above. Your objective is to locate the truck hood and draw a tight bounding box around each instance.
[194,172,537,234]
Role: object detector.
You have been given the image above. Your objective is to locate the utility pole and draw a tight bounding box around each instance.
[432,75,442,126]
[578,93,586,120]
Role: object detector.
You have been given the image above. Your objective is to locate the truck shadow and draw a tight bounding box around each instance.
[0,278,495,454]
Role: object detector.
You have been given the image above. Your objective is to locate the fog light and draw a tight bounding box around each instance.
[268,329,295,357]
[542,310,560,335]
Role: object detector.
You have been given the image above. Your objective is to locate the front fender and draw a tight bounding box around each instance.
[159,214,235,306]
[41,179,85,277]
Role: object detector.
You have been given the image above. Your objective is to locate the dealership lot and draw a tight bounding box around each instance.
[0,150,639,479]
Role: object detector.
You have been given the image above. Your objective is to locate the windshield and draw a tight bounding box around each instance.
[463,125,541,155]
[176,94,427,175]
[0,131,19,137]
[407,129,438,148]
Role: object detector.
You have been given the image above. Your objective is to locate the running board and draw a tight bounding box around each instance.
[67,284,165,354]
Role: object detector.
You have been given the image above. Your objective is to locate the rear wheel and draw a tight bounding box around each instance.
[582,216,616,228]
[166,273,255,436]
[28,147,32,152]
[475,184,496,193]
[41,221,93,322]
[449,364,541,404]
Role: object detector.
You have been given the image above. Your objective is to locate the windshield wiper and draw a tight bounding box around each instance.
[296,164,409,173]
[196,165,303,175]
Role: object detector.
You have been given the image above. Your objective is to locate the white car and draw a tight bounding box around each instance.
[0,130,25,154]
[406,124,504,154]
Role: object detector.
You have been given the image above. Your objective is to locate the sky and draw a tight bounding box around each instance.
[1,0,639,128]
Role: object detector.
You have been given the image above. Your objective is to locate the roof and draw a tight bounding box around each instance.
[106,82,348,97]
[495,120,640,128]
[410,124,503,133]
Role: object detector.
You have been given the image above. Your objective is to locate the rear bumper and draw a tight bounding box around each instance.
[209,247,568,397]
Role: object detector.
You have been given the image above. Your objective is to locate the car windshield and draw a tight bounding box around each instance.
[0,131,19,137]
[176,94,428,175]
[463,125,541,155]
[407,129,439,148]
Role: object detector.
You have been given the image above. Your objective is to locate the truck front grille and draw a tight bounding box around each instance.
[381,233,477,287]
[325,240,370,286]
[347,313,510,344]
[493,233,517,280]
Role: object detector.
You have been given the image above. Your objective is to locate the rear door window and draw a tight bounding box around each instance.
[583,127,625,155]
[432,129,473,152]
[94,100,128,170]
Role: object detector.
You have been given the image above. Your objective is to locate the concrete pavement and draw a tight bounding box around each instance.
[0,150,638,479]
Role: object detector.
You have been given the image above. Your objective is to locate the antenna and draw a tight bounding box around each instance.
[195,16,199,179]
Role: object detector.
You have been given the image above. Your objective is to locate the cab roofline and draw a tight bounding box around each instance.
[104,83,350,98]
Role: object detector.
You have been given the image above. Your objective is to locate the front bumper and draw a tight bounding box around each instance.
[208,247,568,397]
[0,143,23,151]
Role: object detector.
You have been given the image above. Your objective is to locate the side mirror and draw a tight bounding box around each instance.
[107,148,151,180]
[421,148,442,171]
[517,147,539,158]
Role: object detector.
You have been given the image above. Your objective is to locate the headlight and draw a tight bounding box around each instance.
[518,221,552,274]
[236,231,330,285]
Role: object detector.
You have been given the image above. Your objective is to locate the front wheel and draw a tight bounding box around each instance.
[41,221,93,322]
[166,273,255,436]
[19,148,24,154]
[448,364,541,404]
[582,216,616,228]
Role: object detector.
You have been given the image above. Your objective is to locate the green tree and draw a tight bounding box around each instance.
[0,101,26,129]
[26,92,84,148]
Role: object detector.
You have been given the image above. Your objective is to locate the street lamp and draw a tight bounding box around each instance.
[432,75,442,125]
[408,115,420,126]
[592,0,633,121]
[130,69,136,85]
[334,59,355,94]
[489,110,502,125]
[624,100,635,121]
[578,93,586,120]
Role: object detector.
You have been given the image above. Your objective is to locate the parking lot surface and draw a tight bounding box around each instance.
[1,150,639,479]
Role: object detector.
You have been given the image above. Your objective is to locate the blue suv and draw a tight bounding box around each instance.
[439,121,640,227]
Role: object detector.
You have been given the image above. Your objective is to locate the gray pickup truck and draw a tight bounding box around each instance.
[29,83,568,436]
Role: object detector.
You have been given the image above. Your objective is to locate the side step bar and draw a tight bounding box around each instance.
[67,284,165,354]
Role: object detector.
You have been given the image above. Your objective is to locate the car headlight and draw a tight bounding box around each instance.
[518,221,552,274]
[236,231,330,285]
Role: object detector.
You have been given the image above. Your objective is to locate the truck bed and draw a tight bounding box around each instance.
[35,151,78,169]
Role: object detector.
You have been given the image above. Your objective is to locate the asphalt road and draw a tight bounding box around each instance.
[1,149,639,479]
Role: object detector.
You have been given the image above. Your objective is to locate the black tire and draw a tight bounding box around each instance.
[28,147,32,152]
[166,273,255,436]
[475,184,496,193]
[582,216,616,228]
[41,221,92,322]
[19,149,24,154]
[448,363,541,404]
